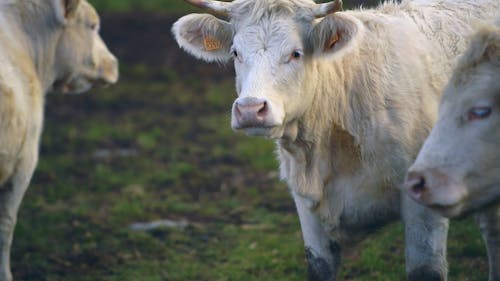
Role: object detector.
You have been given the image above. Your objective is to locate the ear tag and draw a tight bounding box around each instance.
[326,33,340,50]
[203,36,223,51]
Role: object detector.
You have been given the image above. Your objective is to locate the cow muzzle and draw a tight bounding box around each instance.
[234,98,268,126]
[97,55,119,85]
[232,97,281,131]
[404,168,467,217]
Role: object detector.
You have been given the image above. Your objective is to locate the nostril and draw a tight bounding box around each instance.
[413,176,425,189]
[235,103,242,118]
[411,176,426,196]
[257,102,268,117]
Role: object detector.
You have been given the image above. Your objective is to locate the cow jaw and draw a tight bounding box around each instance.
[53,52,118,95]
[427,201,465,218]
[54,77,93,95]
[236,121,299,140]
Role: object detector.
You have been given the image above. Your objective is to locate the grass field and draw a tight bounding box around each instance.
[10,2,493,281]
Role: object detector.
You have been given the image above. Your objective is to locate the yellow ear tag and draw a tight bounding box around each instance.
[203,36,223,51]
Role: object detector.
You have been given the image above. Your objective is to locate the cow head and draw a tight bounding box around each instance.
[50,0,119,94]
[173,0,361,139]
[405,23,500,218]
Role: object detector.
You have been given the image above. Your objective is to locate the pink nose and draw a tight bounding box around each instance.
[405,171,428,200]
[234,99,269,128]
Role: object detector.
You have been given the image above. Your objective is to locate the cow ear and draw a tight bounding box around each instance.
[53,0,81,24]
[475,27,500,65]
[310,13,362,59]
[455,25,500,72]
[172,14,233,63]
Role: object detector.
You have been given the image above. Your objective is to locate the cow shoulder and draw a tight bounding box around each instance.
[172,14,233,63]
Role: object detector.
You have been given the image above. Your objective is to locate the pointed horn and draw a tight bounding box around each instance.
[314,0,343,18]
[183,0,232,16]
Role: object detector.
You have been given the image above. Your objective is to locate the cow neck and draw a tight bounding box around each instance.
[15,3,61,94]
[277,57,361,203]
[0,4,44,97]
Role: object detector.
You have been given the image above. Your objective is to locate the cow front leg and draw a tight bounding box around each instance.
[475,203,500,281]
[402,194,449,281]
[293,192,340,281]
[0,177,29,281]
[0,144,38,281]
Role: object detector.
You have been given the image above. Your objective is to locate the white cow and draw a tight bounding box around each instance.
[173,0,498,280]
[0,0,118,280]
[406,20,500,280]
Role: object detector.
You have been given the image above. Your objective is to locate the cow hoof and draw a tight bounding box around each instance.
[408,265,445,281]
[306,248,334,281]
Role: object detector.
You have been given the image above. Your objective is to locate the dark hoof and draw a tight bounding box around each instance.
[306,248,334,281]
[408,265,445,281]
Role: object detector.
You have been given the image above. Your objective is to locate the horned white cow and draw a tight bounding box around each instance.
[173,0,498,280]
[406,20,500,280]
[0,0,118,280]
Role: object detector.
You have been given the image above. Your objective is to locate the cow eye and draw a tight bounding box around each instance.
[231,50,238,58]
[290,50,302,60]
[467,106,492,121]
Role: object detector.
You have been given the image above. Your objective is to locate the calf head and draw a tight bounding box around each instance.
[52,0,118,94]
[405,23,500,217]
[173,0,361,140]
[23,0,119,94]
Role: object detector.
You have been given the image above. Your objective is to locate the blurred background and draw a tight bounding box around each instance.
[13,1,489,280]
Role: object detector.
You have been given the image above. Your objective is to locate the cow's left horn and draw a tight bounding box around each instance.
[183,0,232,16]
[314,0,343,17]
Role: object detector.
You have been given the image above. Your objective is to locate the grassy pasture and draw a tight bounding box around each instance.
[11,1,491,281]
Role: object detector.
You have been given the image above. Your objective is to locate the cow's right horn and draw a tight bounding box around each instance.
[314,0,343,17]
[183,0,232,16]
